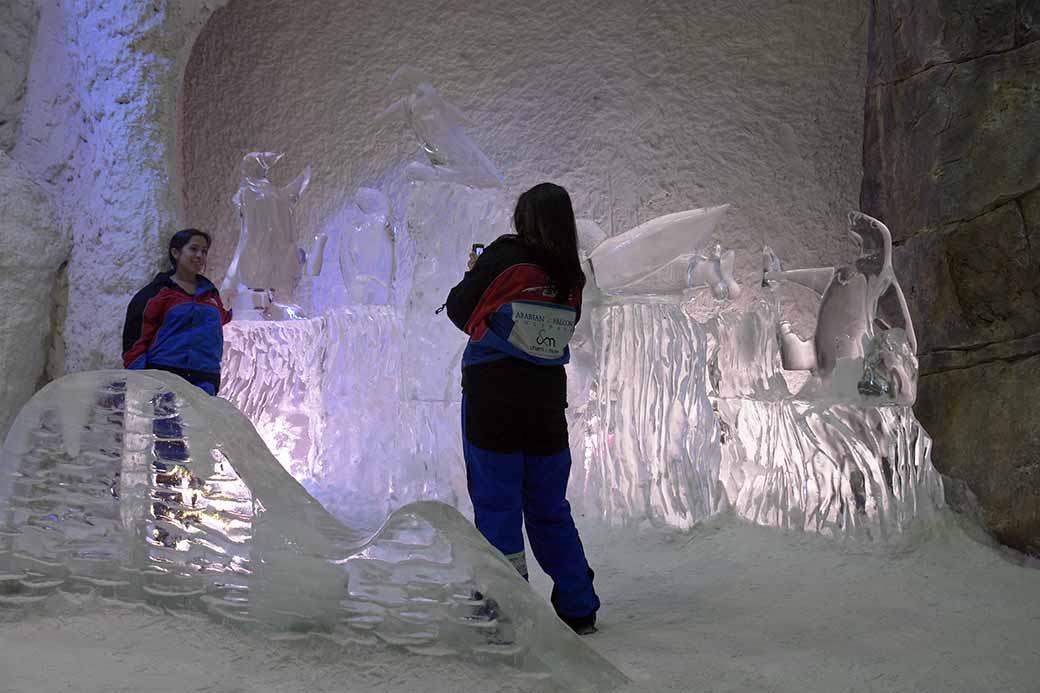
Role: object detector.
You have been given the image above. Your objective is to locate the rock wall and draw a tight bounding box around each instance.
[9,0,227,373]
[862,0,1040,554]
[179,0,870,293]
[0,0,37,152]
[0,152,69,438]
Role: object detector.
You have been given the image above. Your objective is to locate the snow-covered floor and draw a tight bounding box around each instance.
[2,513,1038,692]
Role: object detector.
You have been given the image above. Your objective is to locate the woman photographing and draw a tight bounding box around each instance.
[446,182,600,635]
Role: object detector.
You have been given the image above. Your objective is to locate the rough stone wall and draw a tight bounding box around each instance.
[180,0,870,292]
[0,152,69,438]
[862,0,1040,555]
[10,0,226,373]
[0,0,37,152]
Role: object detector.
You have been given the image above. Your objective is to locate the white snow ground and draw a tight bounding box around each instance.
[2,513,1038,692]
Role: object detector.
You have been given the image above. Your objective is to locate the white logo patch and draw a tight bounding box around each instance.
[507,301,575,359]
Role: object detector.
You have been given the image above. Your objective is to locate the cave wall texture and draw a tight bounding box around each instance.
[862,0,1040,555]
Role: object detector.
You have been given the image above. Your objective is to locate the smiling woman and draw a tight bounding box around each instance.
[121,229,232,395]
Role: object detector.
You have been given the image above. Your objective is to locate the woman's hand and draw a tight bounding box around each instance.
[467,250,478,270]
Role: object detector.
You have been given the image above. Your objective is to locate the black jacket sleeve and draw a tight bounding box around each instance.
[445,237,516,333]
[122,283,159,356]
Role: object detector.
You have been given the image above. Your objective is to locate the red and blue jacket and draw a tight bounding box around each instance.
[446,235,582,411]
[122,272,231,389]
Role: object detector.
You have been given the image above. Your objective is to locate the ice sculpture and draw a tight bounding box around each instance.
[338,187,395,305]
[583,205,734,297]
[221,152,316,318]
[763,212,918,404]
[0,370,628,690]
[376,66,504,189]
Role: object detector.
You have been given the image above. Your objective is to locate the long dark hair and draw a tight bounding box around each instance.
[513,183,585,303]
[168,228,211,269]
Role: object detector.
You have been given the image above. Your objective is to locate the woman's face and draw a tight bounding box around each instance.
[173,236,209,275]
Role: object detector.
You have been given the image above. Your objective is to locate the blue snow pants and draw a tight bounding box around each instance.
[462,396,600,622]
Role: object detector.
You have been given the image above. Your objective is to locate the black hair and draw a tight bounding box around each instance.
[168,228,211,269]
[512,183,585,303]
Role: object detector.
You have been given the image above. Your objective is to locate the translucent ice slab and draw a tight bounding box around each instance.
[337,187,395,305]
[572,303,724,529]
[587,205,730,293]
[222,307,470,531]
[0,370,627,689]
[401,181,511,402]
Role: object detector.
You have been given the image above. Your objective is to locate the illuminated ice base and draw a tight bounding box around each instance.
[0,370,627,690]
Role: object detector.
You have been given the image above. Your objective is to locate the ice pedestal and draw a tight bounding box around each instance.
[222,308,469,531]
[573,297,944,541]
[573,302,724,530]
[0,370,627,690]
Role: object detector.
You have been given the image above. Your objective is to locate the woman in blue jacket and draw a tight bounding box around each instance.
[122,229,230,395]
[445,183,600,635]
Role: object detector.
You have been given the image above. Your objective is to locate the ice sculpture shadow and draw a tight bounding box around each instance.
[0,370,627,690]
[376,66,504,189]
[222,151,317,320]
[763,211,918,406]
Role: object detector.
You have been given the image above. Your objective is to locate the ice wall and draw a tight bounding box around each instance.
[0,370,628,690]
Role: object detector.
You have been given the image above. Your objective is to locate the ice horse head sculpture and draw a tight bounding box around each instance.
[338,187,395,305]
[376,65,504,189]
[0,370,627,690]
[763,211,918,405]
[221,152,316,319]
[579,205,738,300]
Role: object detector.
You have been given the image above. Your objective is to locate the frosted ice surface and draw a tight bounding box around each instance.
[0,370,628,690]
[377,66,503,189]
[572,303,723,530]
[337,187,395,305]
[401,181,511,402]
[587,205,730,294]
[222,308,469,531]
[222,152,312,317]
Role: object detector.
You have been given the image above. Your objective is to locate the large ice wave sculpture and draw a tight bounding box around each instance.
[0,370,627,689]
[376,65,504,189]
[337,187,395,305]
[222,151,314,319]
[583,205,736,298]
[763,211,918,405]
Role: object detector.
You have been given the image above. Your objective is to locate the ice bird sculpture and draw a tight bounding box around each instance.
[376,66,504,189]
[763,211,918,404]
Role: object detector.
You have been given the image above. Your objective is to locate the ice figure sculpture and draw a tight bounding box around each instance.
[582,205,735,298]
[338,188,395,305]
[221,152,315,319]
[376,66,504,189]
[0,370,628,690]
[762,212,918,405]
